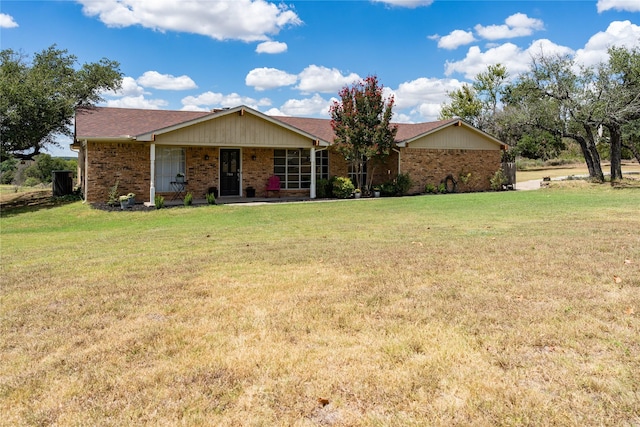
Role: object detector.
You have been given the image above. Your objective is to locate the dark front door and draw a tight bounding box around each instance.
[220,149,241,196]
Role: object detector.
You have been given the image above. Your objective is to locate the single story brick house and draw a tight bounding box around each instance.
[72,105,508,204]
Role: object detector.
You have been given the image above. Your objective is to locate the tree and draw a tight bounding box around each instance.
[505,53,605,181]
[438,84,483,126]
[329,75,397,190]
[0,45,122,160]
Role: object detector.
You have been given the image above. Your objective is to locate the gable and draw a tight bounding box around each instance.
[405,124,503,150]
[151,111,317,148]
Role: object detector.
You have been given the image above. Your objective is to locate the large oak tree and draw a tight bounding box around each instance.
[0,45,122,160]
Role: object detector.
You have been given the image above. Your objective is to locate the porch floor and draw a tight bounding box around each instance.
[163,195,314,207]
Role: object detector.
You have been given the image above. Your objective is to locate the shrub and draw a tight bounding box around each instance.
[107,180,119,206]
[425,183,437,194]
[154,195,165,209]
[438,183,447,194]
[206,192,216,205]
[490,169,508,191]
[24,177,39,187]
[395,172,412,196]
[184,192,193,206]
[380,182,396,196]
[332,176,355,199]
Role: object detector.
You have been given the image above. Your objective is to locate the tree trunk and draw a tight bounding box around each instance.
[569,130,604,182]
[583,126,605,182]
[605,123,623,181]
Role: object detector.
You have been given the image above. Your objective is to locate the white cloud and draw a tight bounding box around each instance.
[391,77,464,110]
[137,71,197,90]
[445,40,573,80]
[371,0,434,8]
[256,40,288,54]
[77,0,302,42]
[245,68,298,91]
[434,30,476,50]
[387,77,464,122]
[279,94,334,117]
[104,76,146,97]
[296,65,361,94]
[105,95,169,109]
[181,91,271,111]
[574,20,640,67]
[597,0,640,13]
[0,13,18,28]
[475,13,544,40]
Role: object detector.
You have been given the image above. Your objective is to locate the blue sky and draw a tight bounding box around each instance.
[1,0,639,157]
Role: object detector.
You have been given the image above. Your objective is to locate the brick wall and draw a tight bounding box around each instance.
[86,141,149,203]
[400,148,502,194]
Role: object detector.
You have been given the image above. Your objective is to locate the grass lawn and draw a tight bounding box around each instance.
[1,184,639,426]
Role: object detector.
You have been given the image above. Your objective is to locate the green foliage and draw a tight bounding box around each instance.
[0,157,17,185]
[154,195,165,209]
[184,192,193,206]
[380,182,396,196]
[206,192,216,205]
[490,169,508,191]
[516,131,564,160]
[329,75,397,189]
[332,176,355,199]
[425,183,437,194]
[107,180,119,206]
[0,45,122,159]
[438,183,447,194]
[439,84,483,125]
[23,177,39,187]
[22,154,75,183]
[395,172,412,195]
[316,178,330,198]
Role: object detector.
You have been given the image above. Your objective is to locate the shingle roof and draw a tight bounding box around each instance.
[75,107,211,139]
[74,106,470,144]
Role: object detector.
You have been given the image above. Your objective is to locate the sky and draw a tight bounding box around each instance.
[1,0,639,157]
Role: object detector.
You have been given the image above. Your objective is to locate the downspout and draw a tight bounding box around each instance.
[147,143,156,206]
[393,147,401,175]
[310,146,316,199]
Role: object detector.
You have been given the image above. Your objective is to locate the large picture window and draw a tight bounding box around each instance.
[155,147,185,192]
[274,149,329,189]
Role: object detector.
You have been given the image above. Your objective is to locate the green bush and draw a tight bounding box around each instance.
[425,183,437,194]
[154,195,165,209]
[490,169,508,191]
[395,172,412,196]
[380,182,396,196]
[438,183,447,194]
[206,192,216,205]
[184,192,193,206]
[24,177,39,187]
[332,176,354,199]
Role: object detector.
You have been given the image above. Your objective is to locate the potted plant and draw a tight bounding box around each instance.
[373,186,381,198]
[119,193,135,209]
[175,172,185,183]
[354,188,361,199]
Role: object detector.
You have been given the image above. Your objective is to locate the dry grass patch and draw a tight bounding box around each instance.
[1,187,639,426]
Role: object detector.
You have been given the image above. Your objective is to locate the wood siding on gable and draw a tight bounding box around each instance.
[408,126,501,151]
[153,113,315,148]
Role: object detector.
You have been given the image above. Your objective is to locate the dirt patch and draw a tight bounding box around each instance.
[0,190,56,211]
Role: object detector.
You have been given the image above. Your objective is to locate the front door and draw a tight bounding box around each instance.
[220,149,241,196]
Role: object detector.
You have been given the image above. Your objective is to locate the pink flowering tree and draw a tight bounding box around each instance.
[329,75,398,191]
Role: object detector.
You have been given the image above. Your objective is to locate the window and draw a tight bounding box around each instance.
[274,149,328,189]
[315,149,329,181]
[155,147,185,192]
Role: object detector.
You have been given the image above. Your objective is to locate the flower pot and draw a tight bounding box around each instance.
[354,192,361,199]
[374,191,380,198]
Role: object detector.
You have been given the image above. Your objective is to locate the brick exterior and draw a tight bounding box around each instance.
[399,148,502,193]
[87,141,149,203]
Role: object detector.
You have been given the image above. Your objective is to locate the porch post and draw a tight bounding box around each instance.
[310,147,316,199]
[149,143,156,205]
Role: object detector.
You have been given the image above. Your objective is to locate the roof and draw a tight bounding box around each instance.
[74,106,505,148]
